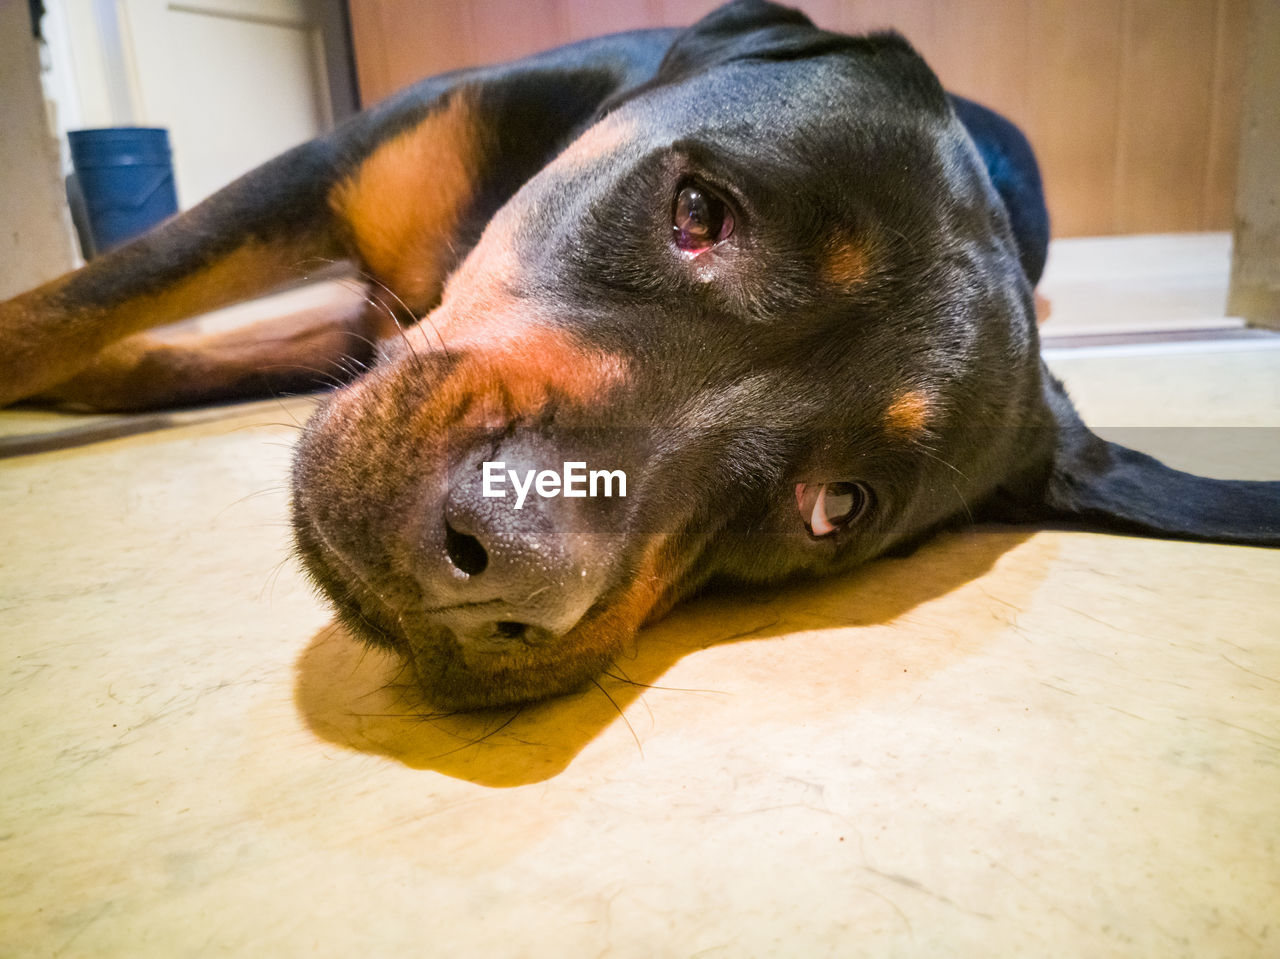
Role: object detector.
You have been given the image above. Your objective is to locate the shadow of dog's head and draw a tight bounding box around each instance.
[290,0,1279,710]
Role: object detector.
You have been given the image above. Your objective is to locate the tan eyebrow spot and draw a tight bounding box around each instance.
[885,389,932,437]
[329,90,487,314]
[822,233,872,287]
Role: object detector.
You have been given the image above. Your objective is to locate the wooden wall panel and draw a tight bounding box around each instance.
[652,0,728,27]
[1227,0,1280,326]
[1115,0,1218,233]
[1025,0,1126,236]
[1204,0,1248,228]
[561,0,663,42]
[347,0,1247,237]
[468,0,567,64]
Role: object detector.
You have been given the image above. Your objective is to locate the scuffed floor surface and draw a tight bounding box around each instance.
[2,344,1278,958]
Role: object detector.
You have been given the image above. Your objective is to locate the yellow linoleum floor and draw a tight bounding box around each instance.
[2,275,1279,956]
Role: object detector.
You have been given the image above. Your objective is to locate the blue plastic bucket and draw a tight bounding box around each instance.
[68,127,179,255]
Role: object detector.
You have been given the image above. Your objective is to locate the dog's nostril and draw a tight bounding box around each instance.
[495,620,527,640]
[444,521,488,576]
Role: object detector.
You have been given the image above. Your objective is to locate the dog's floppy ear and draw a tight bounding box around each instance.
[602,0,877,111]
[984,373,1280,547]
[649,0,820,72]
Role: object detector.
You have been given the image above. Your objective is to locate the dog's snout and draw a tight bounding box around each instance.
[412,445,613,644]
[441,473,572,602]
[290,337,639,706]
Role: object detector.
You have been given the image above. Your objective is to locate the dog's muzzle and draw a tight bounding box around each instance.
[288,327,660,709]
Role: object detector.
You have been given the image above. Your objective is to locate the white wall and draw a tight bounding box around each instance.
[0,1,79,299]
[44,0,332,208]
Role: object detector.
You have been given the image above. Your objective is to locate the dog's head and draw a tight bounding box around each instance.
[291,0,1278,709]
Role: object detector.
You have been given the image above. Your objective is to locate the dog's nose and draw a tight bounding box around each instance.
[422,444,612,643]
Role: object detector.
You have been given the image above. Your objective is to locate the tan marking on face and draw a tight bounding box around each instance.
[562,533,677,659]
[329,90,486,313]
[885,389,932,437]
[822,233,872,287]
[393,321,629,444]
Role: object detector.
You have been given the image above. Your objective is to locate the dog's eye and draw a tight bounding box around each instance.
[795,481,870,536]
[672,182,733,255]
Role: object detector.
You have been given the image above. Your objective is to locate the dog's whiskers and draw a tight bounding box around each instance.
[591,677,643,756]
[913,444,974,522]
[361,270,451,365]
[258,362,349,390]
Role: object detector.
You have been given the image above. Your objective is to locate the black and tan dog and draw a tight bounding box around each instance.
[2,1,1277,709]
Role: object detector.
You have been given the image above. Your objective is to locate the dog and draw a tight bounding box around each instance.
[2,0,1276,710]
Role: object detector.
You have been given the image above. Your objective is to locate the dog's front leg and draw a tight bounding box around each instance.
[0,141,347,408]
